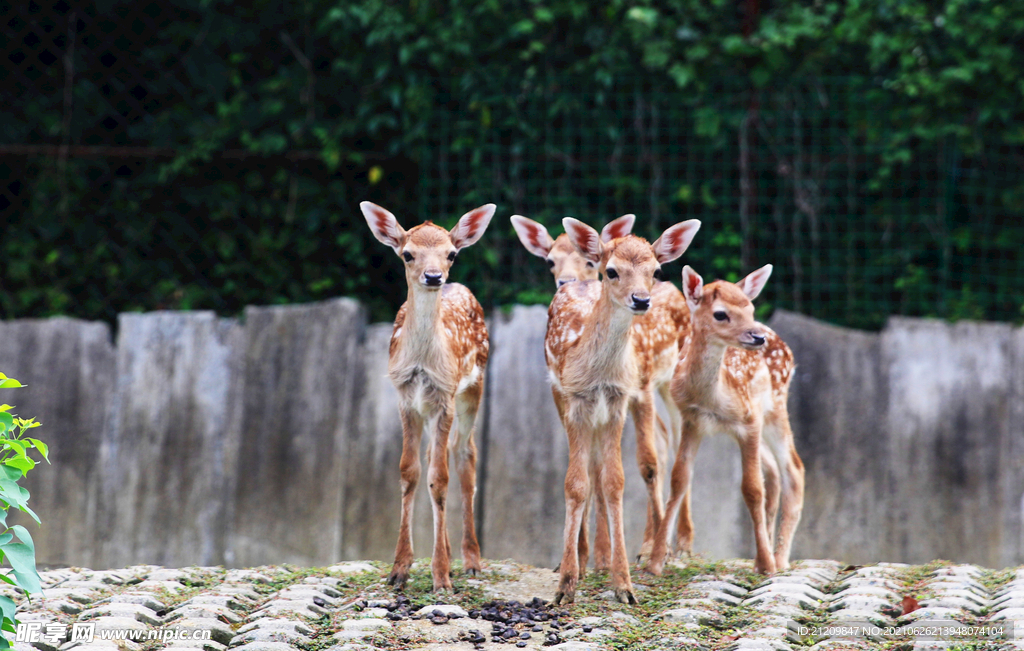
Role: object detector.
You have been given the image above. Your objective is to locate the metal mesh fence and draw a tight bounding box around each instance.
[419,76,1024,330]
[2,1,1023,329]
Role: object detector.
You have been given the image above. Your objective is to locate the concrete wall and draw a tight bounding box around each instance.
[0,304,1021,570]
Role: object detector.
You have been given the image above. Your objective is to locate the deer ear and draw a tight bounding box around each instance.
[361,201,406,254]
[737,264,773,300]
[600,214,635,243]
[450,204,496,250]
[510,215,555,258]
[652,219,701,264]
[562,218,602,264]
[681,265,704,308]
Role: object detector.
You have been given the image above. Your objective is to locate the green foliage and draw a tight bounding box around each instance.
[0,374,46,648]
[1,1,1023,328]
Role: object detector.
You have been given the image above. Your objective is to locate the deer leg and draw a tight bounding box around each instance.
[591,459,611,571]
[647,417,701,575]
[672,433,702,559]
[577,486,591,579]
[388,408,424,589]
[427,404,456,592]
[453,383,483,576]
[739,423,775,575]
[760,442,782,550]
[599,409,636,604]
[554,421,590,605]
[767,411,805,571]
[630,391,663,565]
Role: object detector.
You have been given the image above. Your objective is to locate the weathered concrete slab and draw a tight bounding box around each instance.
[880,317,1018,566]
[770,310,890,566]
[2,303,1023,570]
[771,310,1024,568]
[230,298,366,567]
[96,311,244,568]
[482,305,568,566]
[0,317,115,568]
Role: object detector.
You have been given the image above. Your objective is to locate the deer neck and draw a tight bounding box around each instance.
[680,323,729,399]
[572,287,636,385]
[392,285,452,388]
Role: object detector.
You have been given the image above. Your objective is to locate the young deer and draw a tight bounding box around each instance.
[645,265,805,576]
[361,201,495,592]
[511,214,691,566]
[546,217,700,604]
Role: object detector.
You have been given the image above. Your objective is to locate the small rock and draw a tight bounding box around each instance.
[341,618,390,632]
[328,562,377,575]
[609,611,638,624]
[416,604,469,618]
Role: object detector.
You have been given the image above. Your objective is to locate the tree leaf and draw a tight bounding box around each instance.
[0,543,39,594]
[0,595,14,624]
[10,526,33,550]
[26,440,47,462]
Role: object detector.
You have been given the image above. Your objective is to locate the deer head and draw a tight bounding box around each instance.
[563,217,701,314]
[361,201,496,290]
[511,214,635,287]
[681,264,773,349]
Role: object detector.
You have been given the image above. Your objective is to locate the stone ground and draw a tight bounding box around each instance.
[12,557,1024,651]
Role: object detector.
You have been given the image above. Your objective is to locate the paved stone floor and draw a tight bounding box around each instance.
[11,558,1024,650]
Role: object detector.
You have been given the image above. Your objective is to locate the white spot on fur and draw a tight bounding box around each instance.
[548,368,562,391]
[458,365,481,393]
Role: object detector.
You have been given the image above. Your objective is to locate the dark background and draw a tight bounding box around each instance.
[2,0,1023,330]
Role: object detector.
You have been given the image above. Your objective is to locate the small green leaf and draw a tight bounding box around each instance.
[0,542,39,594]
[3,458,33,474]
[11,526,33,550]
[26,440,47,462]
[0,481,27,509]
[0,380,22,389]
[0,595,14,623]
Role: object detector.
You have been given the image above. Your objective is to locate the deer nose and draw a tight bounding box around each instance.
[423,272,444,287]
[630,294,651,311]
[748,332,766,347]
[557,278,575,287]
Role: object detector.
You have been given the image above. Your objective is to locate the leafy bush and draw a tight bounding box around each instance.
[0,373,46,647]
[2,0,1024,327]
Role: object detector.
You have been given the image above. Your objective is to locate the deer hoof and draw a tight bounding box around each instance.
[615,588,638,605]
[553,590,575,605]
[387,568,409,589]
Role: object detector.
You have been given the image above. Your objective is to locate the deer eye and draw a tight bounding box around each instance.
[653,267,664,281]
[547,258,555,269]
[605,268,619,280]
[447,251,457,262]
[586,261,595,268]
[402,251,414,262]
[713,310,728,321]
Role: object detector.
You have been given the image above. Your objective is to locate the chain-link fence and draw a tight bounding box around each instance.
[419,76,1023,330]
[2,1,1022,329]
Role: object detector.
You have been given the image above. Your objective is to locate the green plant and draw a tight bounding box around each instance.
[0,373,48,648]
